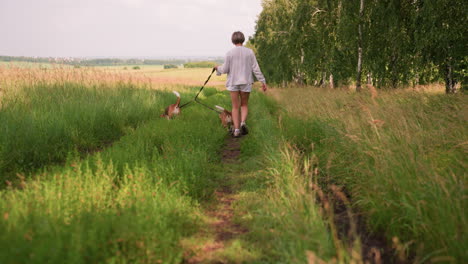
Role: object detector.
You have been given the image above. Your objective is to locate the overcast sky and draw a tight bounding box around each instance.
[0,0,263,58]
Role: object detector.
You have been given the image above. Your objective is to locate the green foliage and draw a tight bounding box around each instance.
[183,61,216,68]
[163,64,178,69]
[414,0,468,92]
[253,0,467,90]
[132,66,140,70]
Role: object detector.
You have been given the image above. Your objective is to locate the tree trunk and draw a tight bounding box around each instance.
[321,72,327,88]
[445,61,456,94]
[295,48,306,85]
[329,73,335,89]
[390,51,399,88]
[413,73,420,88]
[367,72,373,85]
[356,0,364,92]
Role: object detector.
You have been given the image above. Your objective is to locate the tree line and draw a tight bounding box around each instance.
[183,61,217,68]
[0,56,203,67]
[250,0,467,93]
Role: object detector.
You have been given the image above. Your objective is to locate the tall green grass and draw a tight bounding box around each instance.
[0,81,230,263]
[0,162,198,263]
[0,82,167,178]
[6,77,463,262]
[234,92,337,263]
[275,88,467,262]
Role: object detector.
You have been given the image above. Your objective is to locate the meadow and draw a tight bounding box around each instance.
[271,86,467,262]
[0,64,466,263]
[0,65,229,263]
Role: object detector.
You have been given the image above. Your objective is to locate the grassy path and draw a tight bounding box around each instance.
[183,136,255,264]
[182,92,339,263]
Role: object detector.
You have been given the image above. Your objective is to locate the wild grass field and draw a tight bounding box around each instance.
[271,87,467,263]
[101,65,227,86]
[0,64,466,263]
[0,65,231,263]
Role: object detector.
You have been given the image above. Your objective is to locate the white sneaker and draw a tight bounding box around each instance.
[233,129,241,138]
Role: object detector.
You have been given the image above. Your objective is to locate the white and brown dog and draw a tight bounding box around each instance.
[161,91,181,119]
[215,105,233,133]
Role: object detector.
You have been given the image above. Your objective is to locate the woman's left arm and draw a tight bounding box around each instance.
[251,52,266,84]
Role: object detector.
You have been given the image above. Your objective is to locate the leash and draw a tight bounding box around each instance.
[195,98,219,112]
[179,68,216,109]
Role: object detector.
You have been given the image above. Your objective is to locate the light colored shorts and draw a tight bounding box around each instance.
[227,84,252,93]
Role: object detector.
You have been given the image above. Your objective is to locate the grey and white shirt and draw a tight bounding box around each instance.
[216,46,266,87]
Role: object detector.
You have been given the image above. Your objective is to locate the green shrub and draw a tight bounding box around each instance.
[164,64,178,69]
[183,61,216,68]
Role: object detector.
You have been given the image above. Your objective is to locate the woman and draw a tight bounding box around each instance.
[215,31,267,138]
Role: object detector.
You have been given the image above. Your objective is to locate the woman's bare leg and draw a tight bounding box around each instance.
[240,91,250,124]
[230,91,241,130]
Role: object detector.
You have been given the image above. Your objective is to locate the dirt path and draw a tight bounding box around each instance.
[183,130,400,264]
[183,136,248,264]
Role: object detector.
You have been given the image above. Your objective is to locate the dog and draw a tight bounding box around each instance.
[161,91,181,119]
[215,105,233,133]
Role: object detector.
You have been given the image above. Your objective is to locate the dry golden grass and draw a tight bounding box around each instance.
[0,64,227,99]
[269,84,448,122]
[100,66,227,87]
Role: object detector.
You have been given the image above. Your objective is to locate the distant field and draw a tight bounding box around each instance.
[0,61,226,87]
[100,64,165,71]
[0,62,226,94]
[98,65,226,86]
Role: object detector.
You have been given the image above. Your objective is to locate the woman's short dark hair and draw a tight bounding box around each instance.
[231,31,245,45]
